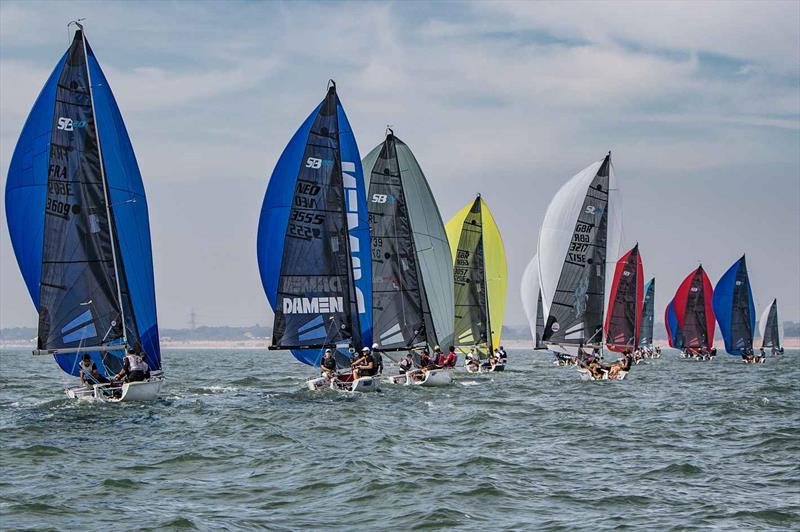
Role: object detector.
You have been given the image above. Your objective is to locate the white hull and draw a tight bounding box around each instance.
[306,375,380,392]
[66,375,164,402]
[465,362,505,374]
[577,368,627,381]
[385,369,453,387]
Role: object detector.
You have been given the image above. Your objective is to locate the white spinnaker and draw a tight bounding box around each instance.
[521,253,540,346]
[758,300,783,346]
[536,158,623,324]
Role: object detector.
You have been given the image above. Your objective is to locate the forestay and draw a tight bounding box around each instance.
[5,29,160,378]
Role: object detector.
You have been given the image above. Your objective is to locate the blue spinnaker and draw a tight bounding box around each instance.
[257,84,371,367]
[712,255,755,356]
[5,31,160,376]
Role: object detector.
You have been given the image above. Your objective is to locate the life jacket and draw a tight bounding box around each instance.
[321,356,336,370]
[126,354,149,373]
[444,352,457,368]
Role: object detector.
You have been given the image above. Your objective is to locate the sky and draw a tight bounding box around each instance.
[1,0,798,331]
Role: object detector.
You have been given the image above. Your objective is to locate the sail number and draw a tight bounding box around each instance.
[46,197,72,219]
[290,211,324,225]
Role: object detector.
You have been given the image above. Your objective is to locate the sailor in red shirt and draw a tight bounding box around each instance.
[442,346,458,368]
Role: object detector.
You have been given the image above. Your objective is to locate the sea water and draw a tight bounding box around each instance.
[1,348,798,530]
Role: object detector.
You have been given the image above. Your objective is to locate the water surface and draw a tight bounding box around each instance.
[1,348,798,530]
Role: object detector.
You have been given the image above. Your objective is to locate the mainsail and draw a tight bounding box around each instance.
[362,130,453,351]
[639,277,655,347]
[537,153,622,347]
[674,265,715,349]
[759,299,782,349]
[521,254,546,349]
[712,255,755,355]
[665,299,684,349]
[604,244,644,352]
[5,28,161,378]
[445,195,507,353]
[257,82,372,367]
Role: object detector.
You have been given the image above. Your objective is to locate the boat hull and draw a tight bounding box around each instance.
[385,369,453,387]
[577,368,627,381]
[66,376,164,402]
[306,375,380,392]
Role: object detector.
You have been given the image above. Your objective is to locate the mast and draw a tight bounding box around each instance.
[477,194,493,353]
[80,24,128,348]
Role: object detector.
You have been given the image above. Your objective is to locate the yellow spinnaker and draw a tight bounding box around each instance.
[445,195,507,351]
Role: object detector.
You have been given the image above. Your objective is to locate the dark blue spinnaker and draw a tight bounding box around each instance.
[5,30,160,377]
[712,255,755,356]
[257,83,371,367]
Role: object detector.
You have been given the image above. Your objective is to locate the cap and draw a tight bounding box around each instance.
[325,349,332,354]
[362,346,370,352]
[372,343,379,349]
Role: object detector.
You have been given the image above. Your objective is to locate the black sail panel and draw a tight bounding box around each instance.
[38,31,129,352]
[368,133,426,350]
[639,279,655,347]
[272,86,357,348]
[543,155,610,346]
[683,270,710,348]
[606,246,640,349]
[730,260,753,351]
[453,197,489,350]
[762,300,780,348]
[535,289,545,349]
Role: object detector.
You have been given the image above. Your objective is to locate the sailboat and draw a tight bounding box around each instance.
[665,299,684,350]
[638,278,656,350]
[712,255,759,363]
[361,129,454,386]
[604,244,644,352]
[257,81,378,392]
[673,265,716,360]
[521,254,547,351]
[5,24,163,402]
[536,153,622,359]
[445,195,507,372]
[759,299,784,356]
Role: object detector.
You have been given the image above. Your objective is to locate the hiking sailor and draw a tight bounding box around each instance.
[113,348,150,383]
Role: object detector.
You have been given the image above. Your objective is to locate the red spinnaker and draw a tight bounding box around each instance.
[673,265,715,349]
[604,244,644,352]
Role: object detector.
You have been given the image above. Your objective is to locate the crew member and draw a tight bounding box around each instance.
[442,346,457,368]
[113,348,150,383]
[320,349,337,379]
[352,347,376,379]
[78,354,107,386]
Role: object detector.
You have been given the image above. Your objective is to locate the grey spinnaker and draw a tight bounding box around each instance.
[542,154,611,347]
[639,278,655,347]
[363,131,453,351]
[759,299,781,349]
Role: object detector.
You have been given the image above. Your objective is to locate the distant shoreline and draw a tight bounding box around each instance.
[2,338,798,350]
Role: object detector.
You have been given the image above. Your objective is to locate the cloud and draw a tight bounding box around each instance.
[1,0,798,329]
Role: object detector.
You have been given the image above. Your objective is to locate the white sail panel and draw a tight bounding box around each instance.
[521,253,540,347]
[536,161,602,319]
